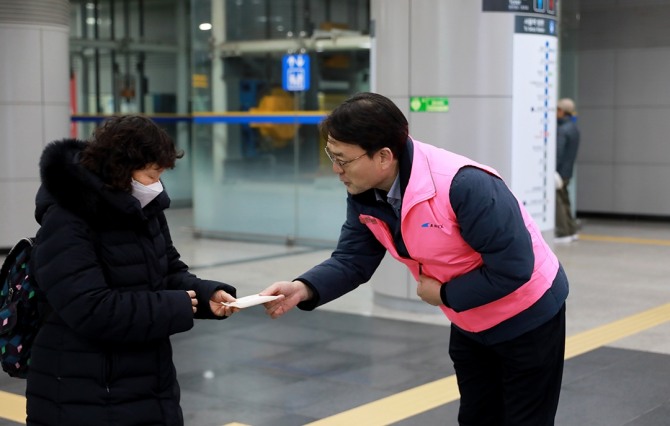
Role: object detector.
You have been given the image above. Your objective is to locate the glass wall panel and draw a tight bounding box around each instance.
[69,0,192,205]
[191,0,370,245]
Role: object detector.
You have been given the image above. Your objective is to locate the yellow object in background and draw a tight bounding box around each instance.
[192,74,209,88]
[249,88,296,147]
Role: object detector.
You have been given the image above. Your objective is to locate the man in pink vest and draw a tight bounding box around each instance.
[261,92,569,425]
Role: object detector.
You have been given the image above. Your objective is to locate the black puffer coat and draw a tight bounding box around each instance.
[27,139,236,426]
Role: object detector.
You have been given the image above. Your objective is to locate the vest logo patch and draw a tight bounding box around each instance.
[421,222,444,229]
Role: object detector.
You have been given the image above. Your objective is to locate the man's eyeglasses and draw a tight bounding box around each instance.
[324,147,367,168]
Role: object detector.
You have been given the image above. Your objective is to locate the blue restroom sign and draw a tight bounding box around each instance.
[282,54,310,92]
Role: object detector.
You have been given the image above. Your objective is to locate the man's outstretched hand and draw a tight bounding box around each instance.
[260,280,313,319]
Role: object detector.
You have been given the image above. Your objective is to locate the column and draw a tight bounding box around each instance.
[369,0,559,313]
[0,0,70,248]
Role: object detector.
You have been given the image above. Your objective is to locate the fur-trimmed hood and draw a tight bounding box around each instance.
[35,138,169,226]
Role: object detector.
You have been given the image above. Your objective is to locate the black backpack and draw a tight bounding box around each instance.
[0,237,44,378]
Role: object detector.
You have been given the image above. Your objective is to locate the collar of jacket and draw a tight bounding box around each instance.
[352,137,415,207]
[36,138,169,226]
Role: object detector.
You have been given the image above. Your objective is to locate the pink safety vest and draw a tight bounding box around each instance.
[359,140,559,332]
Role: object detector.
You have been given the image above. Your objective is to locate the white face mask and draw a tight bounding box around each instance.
[131,179,164,208]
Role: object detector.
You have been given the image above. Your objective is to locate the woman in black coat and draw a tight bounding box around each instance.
[28,115,238,426]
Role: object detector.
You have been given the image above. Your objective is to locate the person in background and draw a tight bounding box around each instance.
[555,97,581,243]
[28,115,239,426]
[261,92,569,425]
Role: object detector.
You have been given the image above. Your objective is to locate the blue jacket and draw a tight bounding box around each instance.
[557,116,580,181]
[296,139,568,345]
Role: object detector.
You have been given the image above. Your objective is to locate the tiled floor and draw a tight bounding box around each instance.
[1,210,669,425]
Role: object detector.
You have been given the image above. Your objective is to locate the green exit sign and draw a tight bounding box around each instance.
[410,97,450,112]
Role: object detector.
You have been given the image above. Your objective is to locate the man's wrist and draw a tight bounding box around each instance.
[294,280,314,301]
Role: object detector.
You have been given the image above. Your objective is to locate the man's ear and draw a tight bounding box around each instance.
[378,147,395,166]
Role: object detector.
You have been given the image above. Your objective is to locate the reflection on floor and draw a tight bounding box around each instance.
[0,211,668,425]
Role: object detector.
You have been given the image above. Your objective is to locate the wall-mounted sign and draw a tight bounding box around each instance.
[410,96,449,112]
[510,14,557,230]
[515,16,557,35]
[192,74,209,88]
[482,0,556,16]
[282,54,310,92]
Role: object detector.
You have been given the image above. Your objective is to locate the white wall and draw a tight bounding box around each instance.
[0,0,70,248]
[576,1,670,216]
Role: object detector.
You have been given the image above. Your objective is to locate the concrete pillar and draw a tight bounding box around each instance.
[369,0,559,313]
[0,0,70,248]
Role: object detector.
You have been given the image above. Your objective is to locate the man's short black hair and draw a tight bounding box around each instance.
[319,92,409,158]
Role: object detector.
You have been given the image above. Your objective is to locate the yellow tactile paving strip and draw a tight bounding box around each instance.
[305,302,670,426]
[2,232,669,425]
[2,303,668,426]
[0,391,23,423]
[578,233,670,246]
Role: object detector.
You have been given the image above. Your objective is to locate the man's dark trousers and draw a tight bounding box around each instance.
[449,304,566,426]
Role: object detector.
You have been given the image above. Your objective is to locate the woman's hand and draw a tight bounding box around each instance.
[187,290,198,313]
[209,290,239,317]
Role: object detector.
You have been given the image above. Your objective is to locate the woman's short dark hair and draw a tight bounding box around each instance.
[80,115,184,191]
[319,92,409,158]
